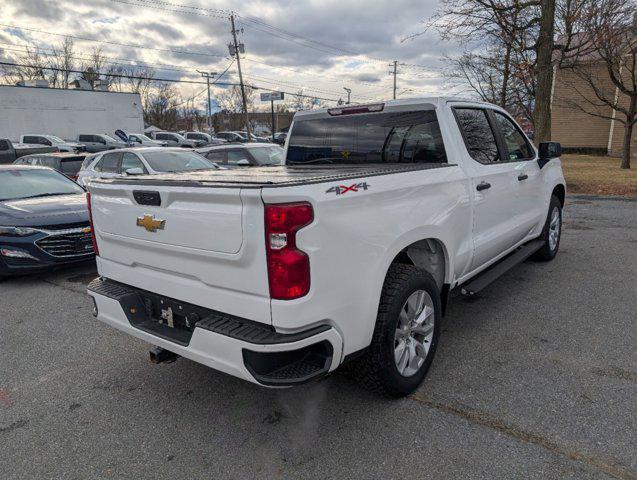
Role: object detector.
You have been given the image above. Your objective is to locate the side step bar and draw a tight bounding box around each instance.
[461,239,544,296]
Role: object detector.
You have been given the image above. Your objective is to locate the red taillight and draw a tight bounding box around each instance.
[86,192,99,256]
[264,202,313,300]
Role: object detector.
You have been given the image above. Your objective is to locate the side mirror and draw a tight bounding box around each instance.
[538,142,561,168]
[125,167,144,175]
[236,159,251,166]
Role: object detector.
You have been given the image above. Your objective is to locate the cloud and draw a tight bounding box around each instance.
[1,0,464,102]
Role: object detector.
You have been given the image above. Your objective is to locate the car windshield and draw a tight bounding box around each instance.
[49,136,66,143]
[0,169,84,201]
[248,146,285,166]
[102,134,117,142]
[134,134,153,141]
[140,151,217,172]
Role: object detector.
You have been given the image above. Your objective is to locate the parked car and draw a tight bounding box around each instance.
[196,143,284,167]
[13,152,87,181]
[77,134,128,153]
[77,147,219,186]
[148,131,202,148]
[0,139,58,165]
[86,97,565,396]
[235,131,271,143]
[20,134,86,153]
[273,132,287,146]
[184,132,212,143]
[0,165,94,278]
[127,133,168,147]
[215,131,246,143]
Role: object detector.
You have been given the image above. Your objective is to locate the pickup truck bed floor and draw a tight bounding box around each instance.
[102,164,455,188]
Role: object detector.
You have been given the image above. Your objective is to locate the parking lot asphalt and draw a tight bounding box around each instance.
[1,196,635,480]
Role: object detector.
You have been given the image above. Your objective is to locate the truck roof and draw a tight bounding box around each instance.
[293,96,494,120]
[93,163,455,189]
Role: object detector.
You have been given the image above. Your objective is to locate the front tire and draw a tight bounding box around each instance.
[357,264,441,398]
[533,194,562,261]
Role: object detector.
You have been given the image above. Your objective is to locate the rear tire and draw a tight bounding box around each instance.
[532,194,562,262]
[356,264,441,398]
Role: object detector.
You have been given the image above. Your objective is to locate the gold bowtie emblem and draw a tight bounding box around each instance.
[136,214,166,232]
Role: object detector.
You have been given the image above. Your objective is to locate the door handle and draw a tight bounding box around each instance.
[517,174,529,181]
[476,181,491,191]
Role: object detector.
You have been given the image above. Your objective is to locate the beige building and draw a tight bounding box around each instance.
[551,38,635,159]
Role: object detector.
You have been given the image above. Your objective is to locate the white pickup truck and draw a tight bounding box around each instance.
[87,98,565,397]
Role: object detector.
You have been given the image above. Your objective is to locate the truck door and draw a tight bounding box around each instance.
[490,111,545,234]
[453,107,527,270]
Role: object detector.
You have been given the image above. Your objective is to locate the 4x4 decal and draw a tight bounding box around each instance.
[326,182,370,196]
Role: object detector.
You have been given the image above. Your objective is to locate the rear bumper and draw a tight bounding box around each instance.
[87,277,343,386]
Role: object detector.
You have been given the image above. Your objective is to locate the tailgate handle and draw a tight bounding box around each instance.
[133,190,161,206]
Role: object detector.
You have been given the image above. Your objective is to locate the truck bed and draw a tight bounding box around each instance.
[97,163,454,189]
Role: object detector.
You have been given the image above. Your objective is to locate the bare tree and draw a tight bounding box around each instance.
[217,85,254,113]
[289,89,324,111]
[49,37,76,89]
[557,0,636,168]
[144,82,180,130]
[420,0,588,141]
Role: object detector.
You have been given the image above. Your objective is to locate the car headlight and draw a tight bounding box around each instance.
[0,226,40,237]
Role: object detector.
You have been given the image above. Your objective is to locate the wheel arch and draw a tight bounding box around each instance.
[389,238,449,291]
[552,183,566,207]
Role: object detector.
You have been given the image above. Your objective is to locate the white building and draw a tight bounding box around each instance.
[0,85,144,142]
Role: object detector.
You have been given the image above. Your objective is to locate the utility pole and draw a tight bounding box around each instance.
[390,60,397,100]
[229,13,251,141]
[343,87,351,105]
[197,70,217,136]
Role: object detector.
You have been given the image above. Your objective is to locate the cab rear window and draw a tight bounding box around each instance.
[287,110,447,165]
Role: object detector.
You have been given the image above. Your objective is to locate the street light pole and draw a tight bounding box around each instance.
[343,87,351,105]
[197,70,217,136]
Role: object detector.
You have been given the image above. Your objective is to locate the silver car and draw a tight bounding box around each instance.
[76,147,219,186]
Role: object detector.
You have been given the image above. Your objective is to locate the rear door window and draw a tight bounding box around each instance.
[205,150,227,163]
[453,108,501,164]
[493,112,534,161]
[60,158,85,175]
[95,152,121,172]
[287,110,447,165]
[38,157,59,168]
[121,152,148,173]
[227,150,251,165]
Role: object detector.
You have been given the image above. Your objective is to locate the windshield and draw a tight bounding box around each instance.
[140,151,217,172]
[134,134,153,141]
[0,169,84,201]
[102,134,117,142]
[249,146,285,166]
[286,110,447,165]
[49,136,66,144]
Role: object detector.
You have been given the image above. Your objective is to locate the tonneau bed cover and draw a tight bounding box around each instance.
[94,163,454,189]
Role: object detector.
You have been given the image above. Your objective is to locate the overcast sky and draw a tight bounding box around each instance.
[2,0,464,108]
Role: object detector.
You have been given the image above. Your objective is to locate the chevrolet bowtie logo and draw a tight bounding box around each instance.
[136,214,166,232]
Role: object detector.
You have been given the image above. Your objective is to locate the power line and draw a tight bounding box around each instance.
[0,43,206,76]
[0,23,228,59]
[1,60,347,103]
[102,0,430,71]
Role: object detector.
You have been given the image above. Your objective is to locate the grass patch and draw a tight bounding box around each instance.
[561,154,636,197]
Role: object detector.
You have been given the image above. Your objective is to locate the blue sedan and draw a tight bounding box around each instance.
[0,165,95,278]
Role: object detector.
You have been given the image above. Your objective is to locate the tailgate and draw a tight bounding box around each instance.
[88,181,271,324]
